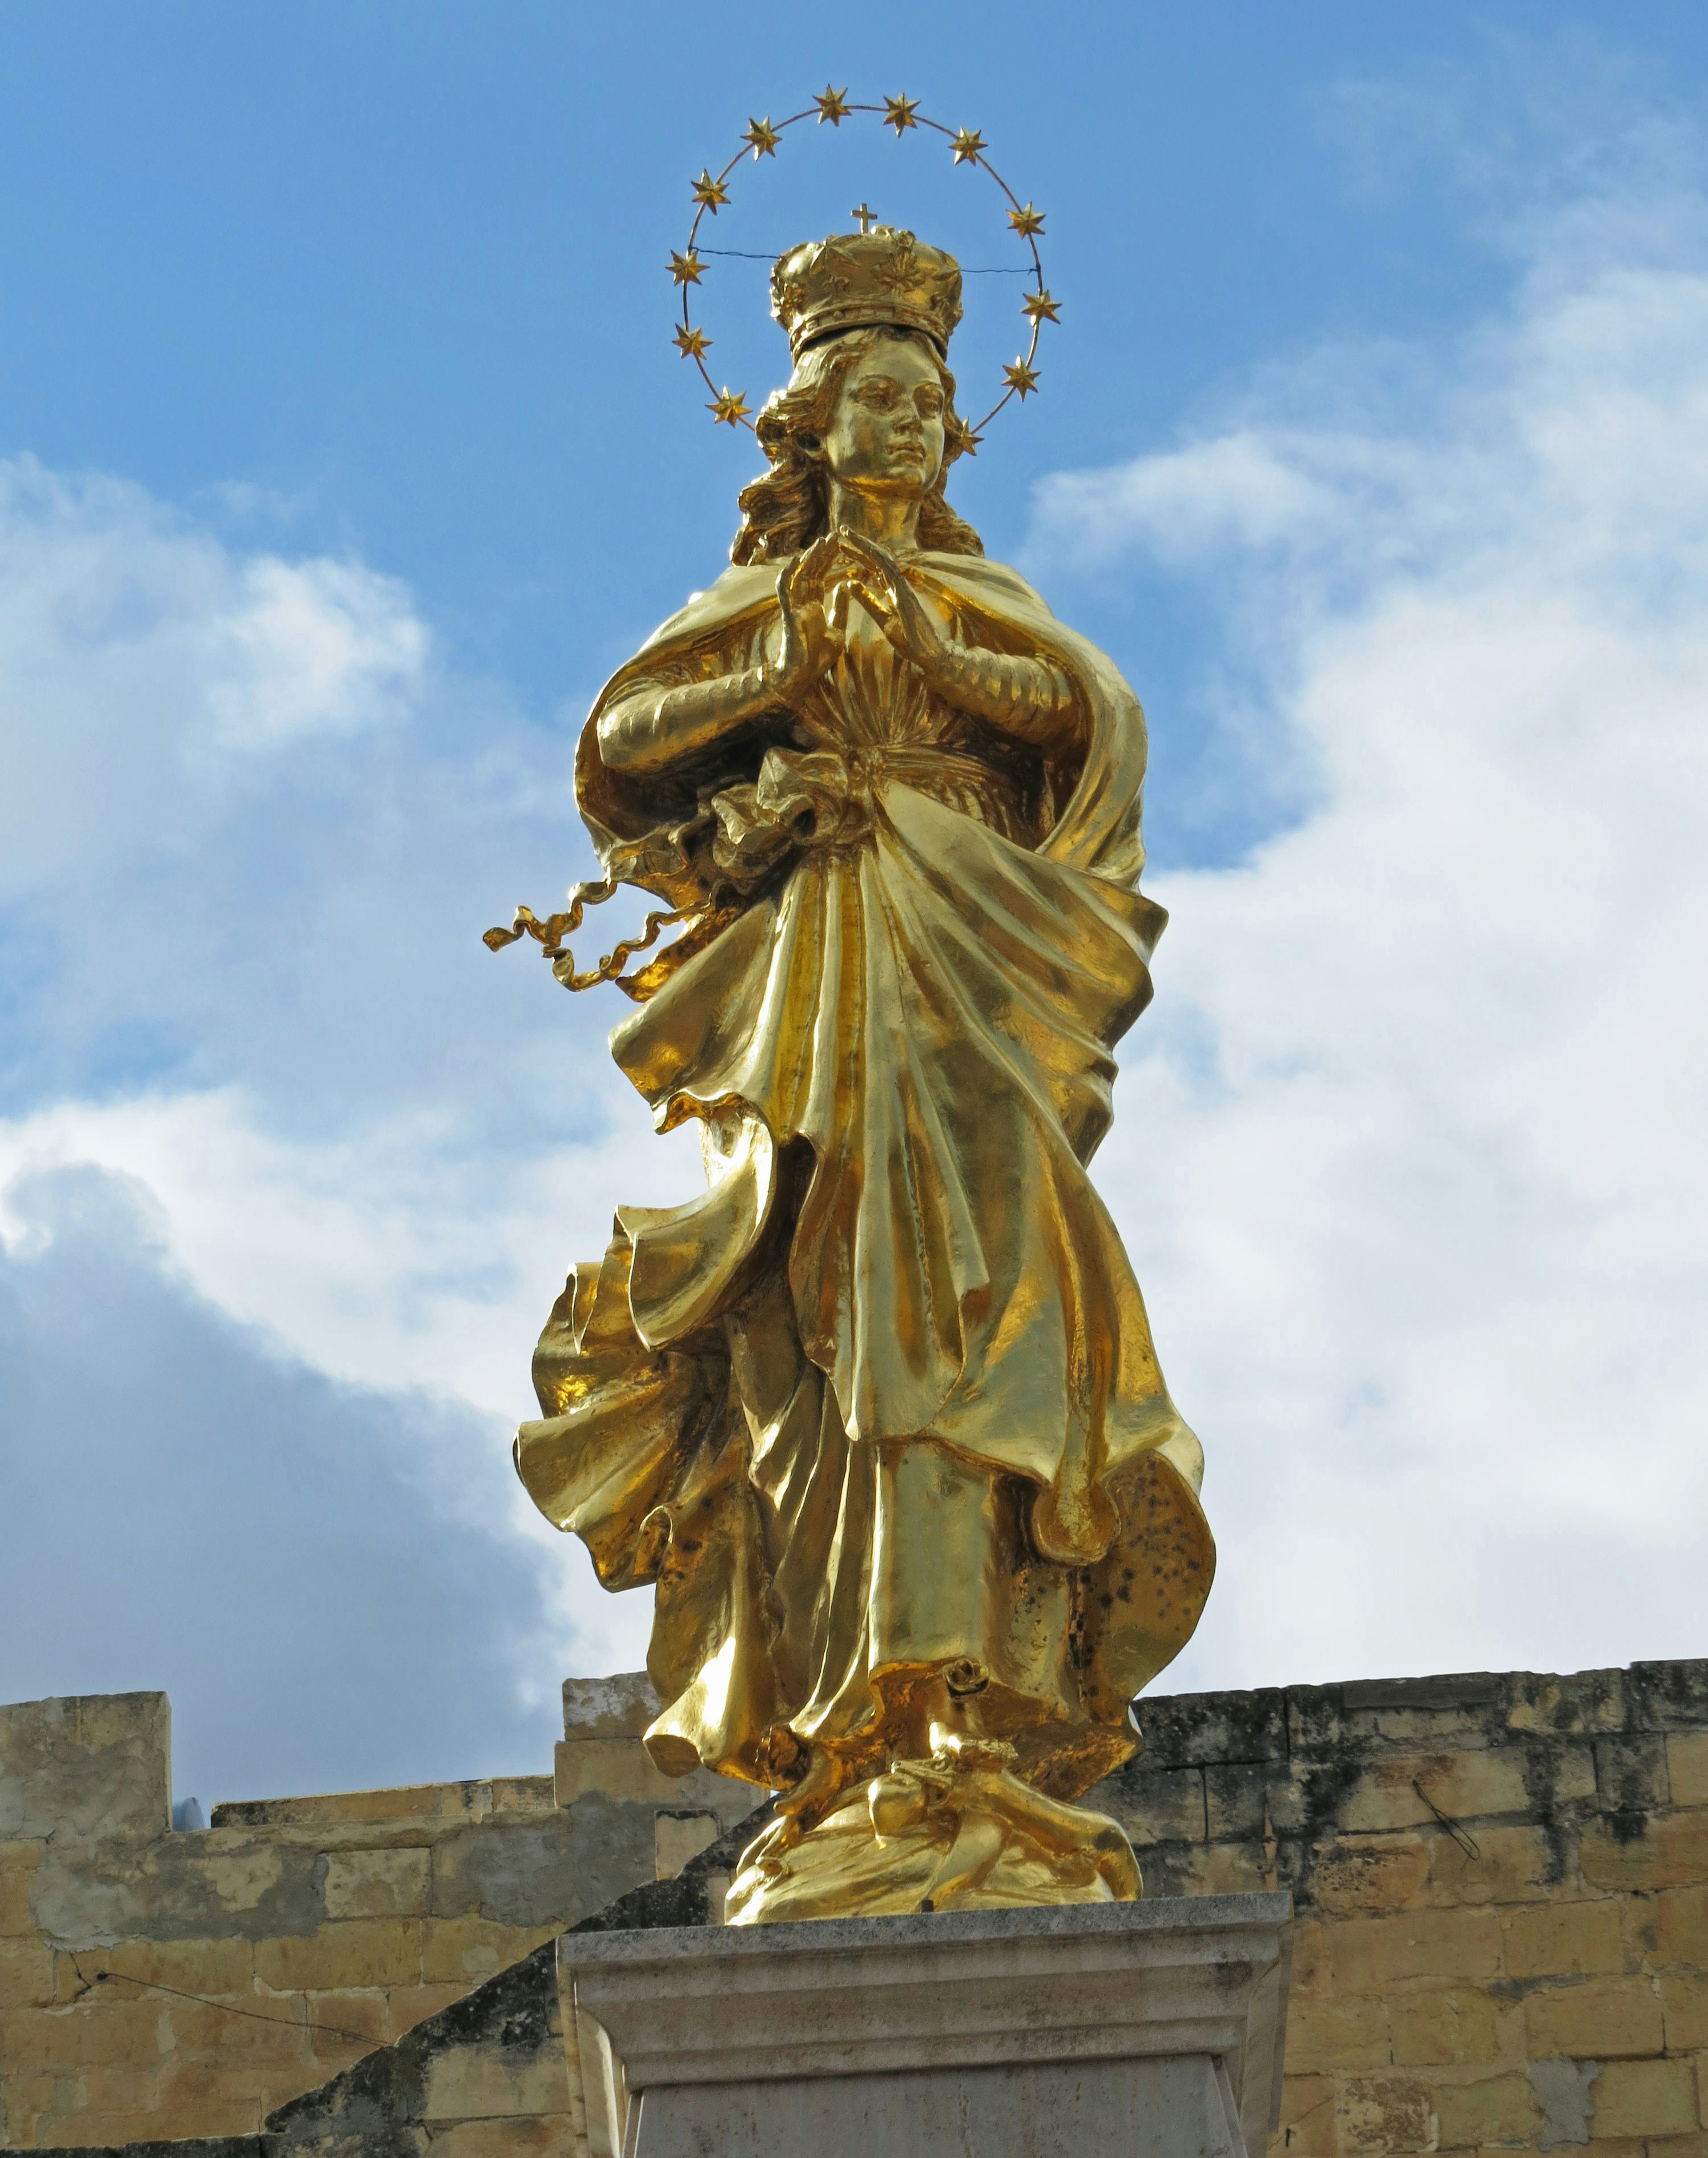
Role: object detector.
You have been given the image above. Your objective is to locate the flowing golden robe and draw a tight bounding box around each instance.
[515,550,1213,1804]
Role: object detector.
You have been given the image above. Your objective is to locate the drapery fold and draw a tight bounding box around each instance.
[515,551,1213,1798]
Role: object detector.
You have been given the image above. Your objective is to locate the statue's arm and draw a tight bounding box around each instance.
[597,539,848,777]
[833,532,1080,750]
[929,643,1079,747]
[596,659,778,777]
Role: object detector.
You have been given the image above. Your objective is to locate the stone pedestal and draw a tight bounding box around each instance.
[559,1892,1293,2158]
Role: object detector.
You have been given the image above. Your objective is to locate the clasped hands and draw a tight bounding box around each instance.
[768,527,955,712]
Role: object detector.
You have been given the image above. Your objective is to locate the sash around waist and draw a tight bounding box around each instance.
[709,744,1025,887]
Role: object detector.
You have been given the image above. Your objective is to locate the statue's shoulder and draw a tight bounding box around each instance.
[919,551,1057,621]
[636,560,779,657]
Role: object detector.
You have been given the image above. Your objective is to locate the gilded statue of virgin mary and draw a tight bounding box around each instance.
[501,225,1213,1922]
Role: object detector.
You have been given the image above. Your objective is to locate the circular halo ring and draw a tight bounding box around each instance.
[671,90,1055,446]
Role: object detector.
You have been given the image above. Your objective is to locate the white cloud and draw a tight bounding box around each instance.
[1033,156,1708,1687]
[0,457,426,894]
[204,553,426,748]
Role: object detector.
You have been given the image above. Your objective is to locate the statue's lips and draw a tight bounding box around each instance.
[876,440,931,473]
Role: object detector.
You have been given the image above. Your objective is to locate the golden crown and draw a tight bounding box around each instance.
[770,226,965,361]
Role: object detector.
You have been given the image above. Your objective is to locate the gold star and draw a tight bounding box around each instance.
[883,93,920,135]
[673,325,711,359]
[814,85,851,125]
[669,250,704,286]
[692,169,729,214]
[742,116,781,158]
[948,415,983,456]
[1002,358,1041,399]
[950,128,986,165]
[1007,201,1046,238]
[1021,288,1061,326]
[707,387,750,426]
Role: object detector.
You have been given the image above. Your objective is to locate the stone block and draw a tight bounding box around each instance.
[212,1775,555,1832]
[1333,2072,1440,2153]
[299,1985,391,2048]
[1206,1761,1272,1841]
[1596,1736,1672,1814]
[1180,1841,1286,1899]
[1659,1972,1708,2050]
[421,2038,576,2122]
[385,1980,474,2037]
[635,2053,1260,2157]
[64,1933,256,1999]
[1590,2057,1700,2138]
[1293,1676,1506,1770]
[654,1811,720,1881]
[0,1693,172,1843]
[1581,1812,1708,1892]
[420,1912,547,1985]
[174,1832,296,1921]
[1135,1685,1289,1768]
[322,1846,431,1919]
[1273,2073,1336,2157]
[254,1918,423,1993]
[1501,1897,1625,1978]
[28,1994,170,2069]
[1388,1987,1506,2068]
[564,1894,1293,2158]
[426,2122,582,2157]
[162,1994,321,2069]
[1342,1675,1504,1714]
[0,1936,54,2008]
[1629,1662,1708,1733]
[1426,1823,1563,1906]
[1339,1752,1528,1833]
[1669,1734,1708,1809]
[1310,1836,1432,1916]
[1523,1977,1665,2059]
[0,2066,56,2144]
[1286,1916,1329,1996]
[1627,1884,1708,1968]
[1508,1670,1628,1738]
[153,2049,295,2115]
[1285,1994,1392,2073]
[554,1736,687,1805]
[1329,1908,1504,1993]
[1103,1762,1208,1844]
[564,1671,662,1739]
[1432,2070,1540,2149]
[0,1839,43,1936]
[62,2057,162,2114]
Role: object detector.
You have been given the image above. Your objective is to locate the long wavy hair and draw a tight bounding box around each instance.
[731,326,984,565]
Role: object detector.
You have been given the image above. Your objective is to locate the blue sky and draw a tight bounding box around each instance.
[4,4,1708,1809]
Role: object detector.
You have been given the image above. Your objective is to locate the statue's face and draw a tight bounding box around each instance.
[821,339,946,498]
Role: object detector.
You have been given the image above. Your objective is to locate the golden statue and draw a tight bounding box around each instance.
[495,221,1213,1924]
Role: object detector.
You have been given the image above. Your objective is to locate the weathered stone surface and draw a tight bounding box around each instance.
[11,1653,1708,2158]
[563,1894,1292,2158]
[1,1687,745,2150]
[633,2052,1251,2158]
[0,1695,172,1844]
[562,1673,661,1739]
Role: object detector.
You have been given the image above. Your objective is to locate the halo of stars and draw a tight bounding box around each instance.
[671,89,1056,446]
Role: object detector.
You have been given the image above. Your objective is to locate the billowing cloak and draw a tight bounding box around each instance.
[514,552,1214,1798]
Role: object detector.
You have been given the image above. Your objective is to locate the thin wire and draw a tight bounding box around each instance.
[698,246,1031,273]
[1412,1779,1482,1860]
[68,1956,375,2045]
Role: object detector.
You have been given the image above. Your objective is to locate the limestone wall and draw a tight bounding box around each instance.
[1098,1661,1708,2157]
[5,1661,1704,2154]
[0,1684,751,2150]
